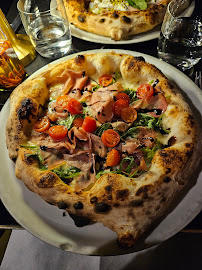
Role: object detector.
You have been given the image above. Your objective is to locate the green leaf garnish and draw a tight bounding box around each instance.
[52,165,81,181]
[20,144,46,169]
[94,123,112,137]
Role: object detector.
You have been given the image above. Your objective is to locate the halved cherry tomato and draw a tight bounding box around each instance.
[101,129,120,147]
[121,107,137,123]
[82,117,97,133]
[67,98,83,115]
[98,74,113,87]
[34,116,50,132]
[106,149,121,167]
[115,92,130,104]
[56,95,70,109]
[73,117,84,127]
[49,125,68,140]
[112,99,129,117]
[136,84,154,99]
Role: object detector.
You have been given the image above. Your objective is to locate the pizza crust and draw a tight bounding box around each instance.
[6,51,201,247]
[63,0,172,40]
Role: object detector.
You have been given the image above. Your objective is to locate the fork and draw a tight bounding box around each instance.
[195,71,202,90]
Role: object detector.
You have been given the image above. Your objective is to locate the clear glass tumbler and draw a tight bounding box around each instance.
[157,0,202,71]
[17,0,72,59]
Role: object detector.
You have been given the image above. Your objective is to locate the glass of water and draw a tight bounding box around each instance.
[17,0,72,59]
[157,0,202,72]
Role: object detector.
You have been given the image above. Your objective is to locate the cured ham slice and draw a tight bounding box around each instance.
[86,83,120,123]
[137,127,156,148]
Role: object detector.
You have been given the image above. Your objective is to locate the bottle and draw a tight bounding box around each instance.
[0,29,26,90]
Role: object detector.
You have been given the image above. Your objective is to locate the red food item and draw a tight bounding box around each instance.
[121,107,137,123]
[112,99,129,117]
[98,74,113,87]
[115,92,130,104]
[136,84,154,99]
[106,149,121,167]
[82,117,97,133]
[49,125,68,140]
[34,116,50,132]
[101,129,120,147]
[56,95,70,109]
[73,117,84,127]
[67,98,83,115]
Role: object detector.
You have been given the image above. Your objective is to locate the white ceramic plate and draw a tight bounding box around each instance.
[0,49,202,256]
[70,1,195,44]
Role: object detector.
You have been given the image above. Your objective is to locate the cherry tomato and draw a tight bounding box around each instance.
[49,125,68,140]
[101,129,120,148]
[56,95,70,109]
[106,149,121,167]
[112,99,129,117]
[73,117,84,127]
[115,92,130,104]
[121,107,137,123]
[67,98,83,115]
[136,84,154,99]
[98,74,113,87]
[34,116,50,132]
[82,117,97,133]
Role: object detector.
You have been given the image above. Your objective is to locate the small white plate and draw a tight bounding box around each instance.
[0,49,202,256]
[70,1,195,44]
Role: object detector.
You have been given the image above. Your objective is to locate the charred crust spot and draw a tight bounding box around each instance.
[24,154,36,165]
[116,189,129,201]
[108,195,112,200]
[78,14,86,22]
[38,173,56,188]
[58,201,69,209]
[73,201,83,210]
[163,176,171,183]
[111,12,119,18]
[146,210,151,216]
[185,143,191,148]
[134,56,145,62]
[160,151,168,158]
[105,185,112,193]
[161,196,167,203]
[187,114,195,127]
[113,203,120,207]
[168,136,176,146]
[121,15,131,23]
[136,185,150,198]
[166,168,171,174]
[186,150,192,157]
[69,214,90,227]
[99,18,105,23]
[95,202,111,213]
[17,98,37,123]
[90,196,98,204]
[129,199,143,207]
[118,233,135,248]
[75,55,85,65]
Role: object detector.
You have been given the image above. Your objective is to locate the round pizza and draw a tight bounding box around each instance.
[6,51,201,248]
[63,0,172,40]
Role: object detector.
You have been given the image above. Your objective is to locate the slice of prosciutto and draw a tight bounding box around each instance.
[137,127,156,148]
[86,83,121,123]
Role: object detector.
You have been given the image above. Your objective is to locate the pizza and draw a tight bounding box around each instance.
[63,0,173,40]
[6,51,201,248]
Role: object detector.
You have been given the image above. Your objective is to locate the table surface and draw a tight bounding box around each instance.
[0,0,201,232]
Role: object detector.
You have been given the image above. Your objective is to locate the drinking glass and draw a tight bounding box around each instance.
[17,0,72,59]
[157,0,202,71]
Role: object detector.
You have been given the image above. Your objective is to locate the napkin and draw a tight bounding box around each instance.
[1,230,202,270]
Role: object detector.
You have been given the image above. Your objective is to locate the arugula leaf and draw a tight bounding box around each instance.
[21,144,46,169]
[94,123,112,137]
[115,68,121,80]
[96,169,113,179]
[120,126,138,139]
[92,85,101,92]
[52,165,81,180]
[57,114,83,130]
[142,139,163,163]
[116,156,136,174]
[124,89,138,103]
[127,0,148,10]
